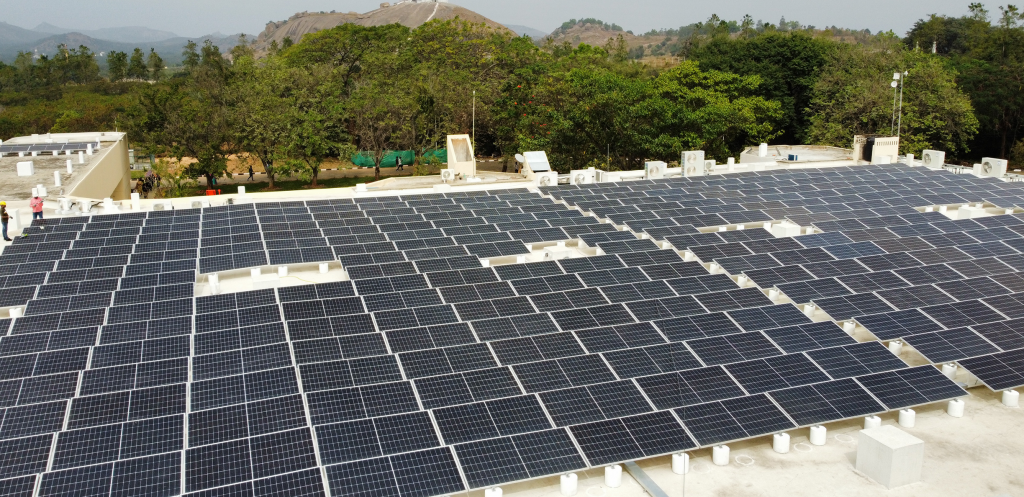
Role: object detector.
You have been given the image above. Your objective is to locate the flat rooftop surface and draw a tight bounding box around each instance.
[0,154,81,201]
[746,145,854,162]
[0,163,1022,496]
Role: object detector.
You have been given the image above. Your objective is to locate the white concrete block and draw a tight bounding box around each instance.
[947,398,965,417]
[957,205,987,219]
[809,425,827,445]
[899,409,916,427]
[671,453,689,474]
[773,433,790,453]
[855,425,924,489]
[16,161,34,176]
[864,415,882,429]
[712,445,730,465]
[1002,390,1019,407]
[604,465,622,488]
[771,222,802,237]
[559,473,577,496]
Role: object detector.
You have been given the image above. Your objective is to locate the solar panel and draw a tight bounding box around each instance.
[959,350,1024,390]
[9,166,1024,494]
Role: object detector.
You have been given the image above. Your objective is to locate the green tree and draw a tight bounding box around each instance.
[107,51,128,81]
[806,37,979,156]
[127,48,148,80]
[182,41,200,71]
[230,56,294,189]
[287,66,350,187]
[496,45,781,171]
[687,31,835,144]
[147,49,164,81]
[350,80,415,181]
[905,5,1024,159]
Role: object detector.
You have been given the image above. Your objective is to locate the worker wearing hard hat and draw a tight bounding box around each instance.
[1,201,10,241]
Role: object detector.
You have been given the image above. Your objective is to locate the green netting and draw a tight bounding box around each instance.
[350,150,446,168]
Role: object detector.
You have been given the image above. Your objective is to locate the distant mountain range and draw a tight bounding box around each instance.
[0,21,250,65]
[505,25,547,40]
[0,13,559,67]
[32,22,180,44]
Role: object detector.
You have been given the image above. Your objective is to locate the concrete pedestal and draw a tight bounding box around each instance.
[855,425,923,489]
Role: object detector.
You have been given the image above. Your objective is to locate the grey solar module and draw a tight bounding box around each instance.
[768,378,886,426]
[14,165,1024,495]
[854,309,944,340]
[921,300,1008,328]
[813,293,895,320]
[777,278,851,303]
[958,349,1024,390]
[902,328,1001,363]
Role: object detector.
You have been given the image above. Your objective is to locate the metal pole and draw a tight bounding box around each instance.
[891,83,898,136]
[897,73,905,138]
[472,90,476,153]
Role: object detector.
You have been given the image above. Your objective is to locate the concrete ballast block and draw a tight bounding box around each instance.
[855,425,924,489]
[16,161,34,176]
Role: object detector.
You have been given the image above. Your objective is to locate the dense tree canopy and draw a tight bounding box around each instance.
[905,3,1024,160]
[4,4,1021,187]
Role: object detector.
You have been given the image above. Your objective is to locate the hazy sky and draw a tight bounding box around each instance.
[5,0,976,38]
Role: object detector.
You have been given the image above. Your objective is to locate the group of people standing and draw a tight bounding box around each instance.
[134,170,161,198]
[1,196,44,242]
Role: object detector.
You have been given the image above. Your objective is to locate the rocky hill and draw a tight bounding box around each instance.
[542,21,642,48]
[253,2,511,53]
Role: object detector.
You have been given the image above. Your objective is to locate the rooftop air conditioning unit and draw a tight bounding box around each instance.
[535,171,559,187]
[921,150,945,169]
[978,157,1008,178]
[682,150,705,177]
[645,161,666,180]
[704,160,716,174]
[570,169,595,185]
[440,169,456,183]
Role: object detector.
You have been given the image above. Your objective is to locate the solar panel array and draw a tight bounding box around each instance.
[0,143,96,155]
[0,163,1013,496]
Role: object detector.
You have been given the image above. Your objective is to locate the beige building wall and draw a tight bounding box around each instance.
[67,134,131,201]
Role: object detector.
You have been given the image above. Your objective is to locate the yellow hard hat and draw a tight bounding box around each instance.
[0,201,5,205]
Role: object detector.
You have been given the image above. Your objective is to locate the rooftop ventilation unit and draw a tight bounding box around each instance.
[570,169,595,185]
[523,151,551,172]
[682,150,705,177]
[921,150,945,169]
[977,157,1008,178]
[535,171,558,187]
[645,161,666,180]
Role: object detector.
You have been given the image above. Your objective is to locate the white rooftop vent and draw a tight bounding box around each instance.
[570,169,595,185]
[682,150,705,177]
[534,171,558,187]
[645,161,666,180]
[523,151,551,172]
[978,158,1007,178]
[921,150,945,168]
